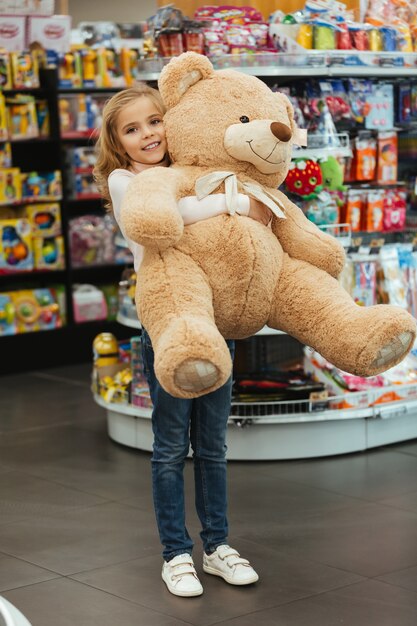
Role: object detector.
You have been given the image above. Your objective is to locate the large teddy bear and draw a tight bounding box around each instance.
[121,52,416,399]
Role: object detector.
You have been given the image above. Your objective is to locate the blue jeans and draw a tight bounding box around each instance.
[141,328,235,562]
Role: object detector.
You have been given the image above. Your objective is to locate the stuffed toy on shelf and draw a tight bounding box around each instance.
[121,52,416,398]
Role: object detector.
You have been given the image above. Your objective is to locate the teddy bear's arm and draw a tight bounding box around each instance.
[120,167,185,251]
[270,191,346,278]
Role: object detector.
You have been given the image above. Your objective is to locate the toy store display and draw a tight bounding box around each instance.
[304,343,417,409]
[268,0,417,59]
[278,73,416,232]
[0,91,49,142]
[72,283,118,323]
[58,93,109,139]
[0,285,64,336]
[92,332,148,406]
[0,199,65,272]
[68,213,133,268]
[64,146,100,200]
[118,267,137,323]
[0,166,61,207]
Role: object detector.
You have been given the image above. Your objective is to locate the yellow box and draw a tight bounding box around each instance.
[0,167,21,204]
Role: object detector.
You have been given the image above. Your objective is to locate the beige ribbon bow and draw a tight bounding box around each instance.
[195,171,286,219]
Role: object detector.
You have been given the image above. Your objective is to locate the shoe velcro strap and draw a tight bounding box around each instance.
[172,565,197,577]
[219,548,240,560]
[229,557,251,567]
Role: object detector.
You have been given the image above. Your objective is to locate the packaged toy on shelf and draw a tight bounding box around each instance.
[5,95,39,140]
[58,93,107,138]
[33,235,65,270]
[0,142,12,168]
[69,214,115,267]
[11,288,62,333]
[72,284,108,323]
[0,93,7,141]
[21,171,62,201]
[74,172,100,199]
[0,218,32,272]
[377,131,398,184]
[0,51,11,90]
[26,203,62,237]
[10,52,39,89]
[118,268,137,321]
[0,292,15,335]
[58,50,83,88]
[0,167,21,204]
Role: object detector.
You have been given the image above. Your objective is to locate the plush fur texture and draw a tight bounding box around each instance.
[121,52,416,398]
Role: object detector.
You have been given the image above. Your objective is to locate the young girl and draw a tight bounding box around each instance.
[94,84,270,598]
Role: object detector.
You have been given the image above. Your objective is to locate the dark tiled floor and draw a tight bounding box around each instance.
[1,364,417,626]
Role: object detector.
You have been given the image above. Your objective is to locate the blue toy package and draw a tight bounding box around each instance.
[0,218,33,272]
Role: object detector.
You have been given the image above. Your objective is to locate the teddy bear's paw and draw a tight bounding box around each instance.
[370,331,414,372]
[174,359,219,392]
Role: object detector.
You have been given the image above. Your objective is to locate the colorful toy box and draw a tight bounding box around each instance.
[0,218,33,271]
[0,142,12,168]
[11,288,62,333]
[33,235,65,270]
[0,167,21,204]
[21,170,62,201]
[10,51,39,89]
[0,292,15,335]
[26,203,62,236]
[6,94,39,140]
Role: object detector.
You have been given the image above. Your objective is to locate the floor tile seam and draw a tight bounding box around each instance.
[67,552,163,578]
[0,549,65,577]
[374,564,417,582]
[198,589,338,626]
[31,372,90,388]
[236,472,379,505]
[373,499,417,515]
[0,498,132,528]
[0,574,62,594]
[231,535,372,580]
[0,468,120,503]
[0,420,89,438]
[62,577,196,625]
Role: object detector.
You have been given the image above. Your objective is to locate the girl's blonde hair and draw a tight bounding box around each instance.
[93,83,166,210]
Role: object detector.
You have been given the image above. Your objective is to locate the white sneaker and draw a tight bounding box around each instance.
[203,545,259,585]
[162,553,203,597]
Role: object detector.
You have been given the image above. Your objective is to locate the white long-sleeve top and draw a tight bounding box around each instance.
[108,167,250,272]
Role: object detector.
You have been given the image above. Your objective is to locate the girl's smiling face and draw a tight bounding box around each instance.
[116,96,167,166]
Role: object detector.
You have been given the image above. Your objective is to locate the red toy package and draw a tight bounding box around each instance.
[383,190,407,232]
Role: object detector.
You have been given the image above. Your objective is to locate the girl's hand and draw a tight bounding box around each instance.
[248,197,273,226]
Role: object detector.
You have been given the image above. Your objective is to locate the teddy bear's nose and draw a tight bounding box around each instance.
[270,122,292,142]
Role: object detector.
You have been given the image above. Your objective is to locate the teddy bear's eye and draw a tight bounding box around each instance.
[240,116,250,123]
[294,180,303,189]
[309,176,317,185]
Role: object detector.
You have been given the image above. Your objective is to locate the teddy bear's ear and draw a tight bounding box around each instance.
[158,52,215,109]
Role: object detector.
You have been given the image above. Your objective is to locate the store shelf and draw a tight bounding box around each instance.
[136,52,417,81]
[94,385,417,460]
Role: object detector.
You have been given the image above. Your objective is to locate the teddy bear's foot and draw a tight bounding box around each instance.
[174,359,219,392]
[153,316,233,398]
[369,331,414,372]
